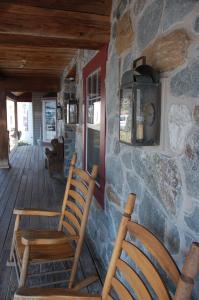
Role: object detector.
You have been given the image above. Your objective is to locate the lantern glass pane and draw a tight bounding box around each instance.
[69,104,77,124]
[120,88,133,143]
[134,83,160,145]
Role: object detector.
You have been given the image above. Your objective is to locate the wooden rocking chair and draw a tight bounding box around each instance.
[14,193,199,300]
[9,153,98,289]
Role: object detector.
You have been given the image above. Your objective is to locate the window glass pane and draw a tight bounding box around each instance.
[92,72,97,98]
[86,69,101,182]
[88,76,92,100]
[87,128,100,182]
[98,71,101,97]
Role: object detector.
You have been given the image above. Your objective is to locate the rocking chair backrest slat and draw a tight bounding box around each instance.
[58,153,98,238]
[63,211,81,233]
[62,220,77,236]
[116,259,152,300]
[111,277,133,300]
[66,201,83,222]
[70,179,88,198]
[73,168,91,184]
[68,190,86,209]
[127,221,180,285]
[102,193,180,300]
[122,241,170,300]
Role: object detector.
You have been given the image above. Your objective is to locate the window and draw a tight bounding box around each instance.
[83,46,107,207]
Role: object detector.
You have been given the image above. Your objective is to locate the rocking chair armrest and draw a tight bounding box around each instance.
[21,233,79,246]
[14,288,102,300]
[13,208,60,217]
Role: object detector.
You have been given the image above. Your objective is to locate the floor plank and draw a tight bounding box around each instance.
[0,145,102,299]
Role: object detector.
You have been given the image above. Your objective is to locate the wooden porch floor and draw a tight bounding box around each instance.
[0,145,101,299]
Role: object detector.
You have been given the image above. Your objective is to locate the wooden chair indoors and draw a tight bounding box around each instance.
[8,153,98,289]
[14,193,199,300]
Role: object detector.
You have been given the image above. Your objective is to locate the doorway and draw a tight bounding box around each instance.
[17,102,33,145]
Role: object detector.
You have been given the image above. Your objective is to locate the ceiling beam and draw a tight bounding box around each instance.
[0,3,110,46]
[0,34,103,50]
[1,68,63,77]
[7,91,32,102]
[0,76,60,92]
[4,0,112,16]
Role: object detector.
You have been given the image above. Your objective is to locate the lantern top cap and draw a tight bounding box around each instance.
[121,56,160,86]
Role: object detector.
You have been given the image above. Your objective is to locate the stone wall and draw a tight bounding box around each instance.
[62,0,199,297]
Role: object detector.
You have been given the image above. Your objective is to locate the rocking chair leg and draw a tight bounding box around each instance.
[9,215,20,263]
[68,249,81,289]
[19,245,30,288]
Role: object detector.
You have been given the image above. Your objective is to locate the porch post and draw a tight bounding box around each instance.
[0,92,9,168]
[14,100,18,134]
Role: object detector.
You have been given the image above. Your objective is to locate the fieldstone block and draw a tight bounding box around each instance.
[139,191,166,242]
[185,205,199,233]
[133,0,146,16]
[168,104,192,154]
[194,15,199,33]
[122,52,133,72]
[165,224,180,255]
[162,0,196,31]
[112,22,117,39]
[121,150,132,169]
[143,29,190,72]
[107,54,119,115]
[107,116,116,136]
[106,156,124,194]
[137,0,164,50]
[106,185,120,206]
[114,139,120,154]
[132,151,182,216]
[115,11,134,55]
[193,105,199,126]
[126,171,143,200]
[106,200,122,234]
[115,0,128,19]
[170,59,199,97]
[182,130,199,199]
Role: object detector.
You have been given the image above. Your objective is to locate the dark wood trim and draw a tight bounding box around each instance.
[83,44,108,208]
[14,100,18,132]
[0,92,9,168]
[0,34,104,51]
[3,0,112,16]
[7,92,32,102]
[0,3,110,44]
[0,77,60,92]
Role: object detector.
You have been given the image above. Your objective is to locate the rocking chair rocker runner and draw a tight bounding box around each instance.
[14,193,199,300]
[8,153,98,288]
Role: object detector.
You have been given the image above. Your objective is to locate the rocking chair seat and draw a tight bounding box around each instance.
[15,230,75,263]
[15,288,101,299]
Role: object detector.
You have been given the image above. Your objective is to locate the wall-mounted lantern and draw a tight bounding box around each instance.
[57,102,63,120]
[64,92,79,124]
[119,56,161,146]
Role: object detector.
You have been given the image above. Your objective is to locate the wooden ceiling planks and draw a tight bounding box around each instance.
[0,0,111,91]
[0,34,103,50]
[4,0,111,16]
